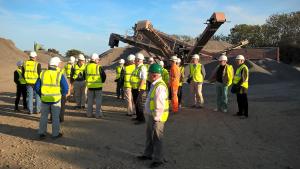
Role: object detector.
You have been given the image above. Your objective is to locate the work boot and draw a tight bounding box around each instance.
[149,161,163,168]
[137,155,152,161]
[52,133,63,139]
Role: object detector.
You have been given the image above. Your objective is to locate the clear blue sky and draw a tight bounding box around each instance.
[0,0,299,55]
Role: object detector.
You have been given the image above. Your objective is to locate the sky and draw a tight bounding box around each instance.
[0,0,299,55]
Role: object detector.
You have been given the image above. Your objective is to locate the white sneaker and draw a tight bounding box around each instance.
[223,109,228,113]
[213,108,219,112]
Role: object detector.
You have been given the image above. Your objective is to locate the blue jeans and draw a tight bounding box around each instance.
[26,85,41,114]
[216,82,228,112]
[38,102,61,137]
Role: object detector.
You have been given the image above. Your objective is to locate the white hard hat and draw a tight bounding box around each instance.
[49,57,61,66]
[78,54,85,61]
[148,57,154,62]
[136,53,144,60]
[30,51,37,58]
[16,60,23,67]
[119,59,125,64]
[218,55,228,61]
[70,56,75,63]
[127,54,135,61]
[91,53,99,61]
[177,58,181,63]
[159,61,164,66]
[236,55,245,60]
[192,54,200,59]
[170,55,178,61]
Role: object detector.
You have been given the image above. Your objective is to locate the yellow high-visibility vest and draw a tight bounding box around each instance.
[162,68,169,86]
[124,64,136,88]
[17,68,26,85]
[85,63,102,88]
[40,70,63,102]
[189,63,203,82]
[73,63,86,80]
[233,64,249,89]
[149,80,169,122]
[24,60,39,84]
[64,63,73,78]
[116,65,123,79]
[130,64,146,90]
[179,66,185,86]
[225,64,234,86]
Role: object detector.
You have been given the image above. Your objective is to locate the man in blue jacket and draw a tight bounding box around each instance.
[35,57,68,139]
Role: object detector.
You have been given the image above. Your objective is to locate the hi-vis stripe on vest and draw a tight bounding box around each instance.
[179,66,185,86]
[116,65,123,79]
[17,68,26,85]
[64,63,73,78]
[189,63,203,83]
[233,64,249,89]
[124,64,136,88]
[130,64,146,90]
[149,80,169,122]
[73,64,86,80]
[85,63,102,88]
[24,60,38,84]
[40,70,63,103]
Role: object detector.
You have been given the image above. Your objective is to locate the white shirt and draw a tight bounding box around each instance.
[144,77,167,122]
[137,63,148,80]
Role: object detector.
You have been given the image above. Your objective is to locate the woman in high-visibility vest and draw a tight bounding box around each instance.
[14,61,27,111]
[232,55,249,118]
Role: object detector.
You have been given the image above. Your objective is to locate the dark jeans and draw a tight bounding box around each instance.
[132,89,145,121]
[116,80,124,99]
[178,86,183,105]
[15,84,27,110]
[237,93,248,116]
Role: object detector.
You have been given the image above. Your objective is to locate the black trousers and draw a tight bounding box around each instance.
[15,84,27,110]
[178,86,183,105]
[116,80,124,99]
[132,89,145,121]
[237,93,248,116]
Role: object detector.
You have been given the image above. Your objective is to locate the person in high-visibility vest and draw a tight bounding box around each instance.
[159,61,169,86]
[23,51,41,114]
[130,53,147,124]
[177,58,184,108]
[188,54,206,108]
[115,59,125,99]
[124,54,136,116]
[209,55,234,113]
[232,55,249,118]
[169,55,180,114]
[137,63,169,168]
[14,61,27,111]
[64,56,75,99]
[85,53,106,118]
[70,54,86,109]
[35,57,68,139]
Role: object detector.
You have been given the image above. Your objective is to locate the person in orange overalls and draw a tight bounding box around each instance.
[169,56,180,114]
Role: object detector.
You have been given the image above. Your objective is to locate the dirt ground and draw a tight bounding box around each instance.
[1,66,300,169]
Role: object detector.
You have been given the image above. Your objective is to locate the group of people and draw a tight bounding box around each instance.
[14,51,249,168]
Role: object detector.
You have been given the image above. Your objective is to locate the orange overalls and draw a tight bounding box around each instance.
[169,63,180,113]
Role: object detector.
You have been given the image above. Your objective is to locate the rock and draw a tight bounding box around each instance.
[63,146,69,150]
